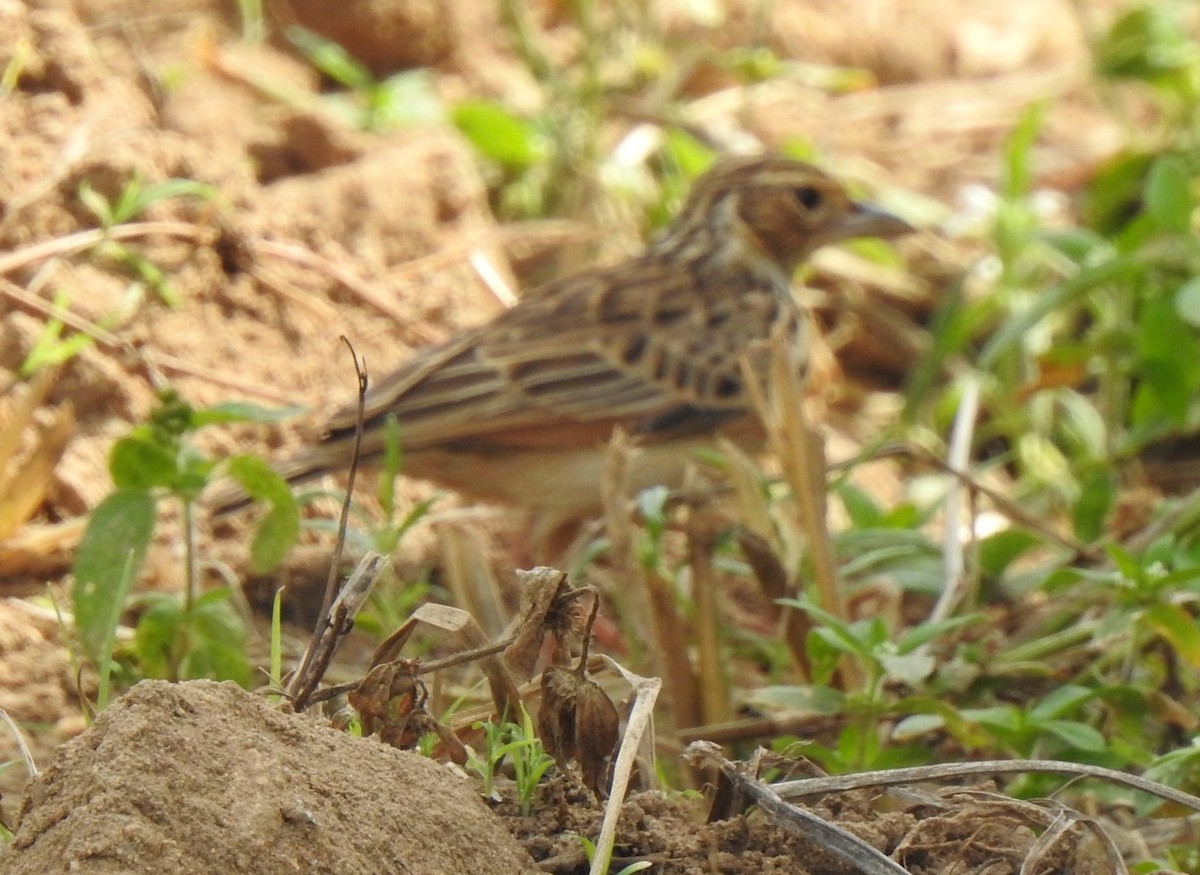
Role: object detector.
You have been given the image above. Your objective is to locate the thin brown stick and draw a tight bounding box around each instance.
[685,741,909,875]
[254,239,438,340]
[0,707,38,777]
[742,330,861,690]
[287,340,372,712]
[770,757,1200,813]
[687,490,730,726]
[0,221,208,276]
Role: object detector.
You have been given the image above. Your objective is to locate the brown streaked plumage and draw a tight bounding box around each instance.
[211,155,912,538]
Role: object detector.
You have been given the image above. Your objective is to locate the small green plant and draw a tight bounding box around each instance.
[466,709,557,815]
[286,27,442,131]
[78,174,216,307]
[0,35,32,95]
[71,389,302,706]
[18,289,98,376]
[267,586,284,705]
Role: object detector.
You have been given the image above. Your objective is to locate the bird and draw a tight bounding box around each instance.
[210,154,912,547]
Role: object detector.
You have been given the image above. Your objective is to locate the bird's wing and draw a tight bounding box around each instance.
[321,257,794,453]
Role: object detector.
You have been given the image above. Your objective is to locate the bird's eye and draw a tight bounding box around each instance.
[794,186,823,211]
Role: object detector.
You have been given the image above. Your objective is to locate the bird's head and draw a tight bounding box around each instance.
[667,154,913,275]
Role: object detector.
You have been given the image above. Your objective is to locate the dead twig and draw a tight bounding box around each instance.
[0,221,209,277]
[685,741,909,875]
[0,707,38,778]
[287,341,385,712]
[741,327,861,690]
[770,758,1200,812]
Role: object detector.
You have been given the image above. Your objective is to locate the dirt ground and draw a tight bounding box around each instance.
[0,0,1161,872]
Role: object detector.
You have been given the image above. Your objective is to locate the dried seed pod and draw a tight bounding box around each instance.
[574,678,619,798]
[537,665,580,764]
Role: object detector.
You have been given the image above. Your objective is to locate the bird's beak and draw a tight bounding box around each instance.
[834,201,914,242]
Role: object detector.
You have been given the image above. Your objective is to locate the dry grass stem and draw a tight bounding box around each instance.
[685,741,909,875]
[0,517,87,577]
[1,277,124,349]
[467,248,518,307]
[436,523,507,639]
[246,262,340,323]
[685,481,732,727]
[286,551,389,711]
[600,431,702,726]
[736,529,812,681]
[0,369,74,540]
[590,658,662,875]
[411,603,521,719]
[0,221,208,277]
[253,238,441,343]
[0,707,38,778]
[742,328,861,689]
[771,759,1200,812]
[930,374,981,622]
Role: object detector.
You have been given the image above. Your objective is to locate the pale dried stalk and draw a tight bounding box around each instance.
[684,741,908,875]
[929,373,980,622]
[742,328,860,689]
[590,658,661,875]
[0,401,73,540]
[602,430,700,729]
[685,481,731,726]
[436,523,507,640]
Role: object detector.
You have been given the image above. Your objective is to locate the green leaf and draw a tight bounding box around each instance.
[978,257,1138,370]
[287,26,373,90]
[1041,719,1107,752]
[72,490,157,664]
[133,593,184,678]
[1138,356,1190,424]
[1073,468,1115,543]
[373,70,444,128]
[1142,602,1200,667]
[452,100,544,167]
[250,501,300,574]
[1143,155,1193,234]
[891,713,945,741]
[174,446,216,499]
[978,528,1042,578]
[377,413,403,514]
[750,684,847,715]
[109,433,177,491]
[227,455,300,572]
[184,589,253,685]
[837,482,882,528]
[226,454,291,503]
[1002,102,1047,200]
[19,291,95,376]
[878,650,935,686]
[135,178,216,212]
[664,127,716,179]
[896,614,982,652]
[1174,277,1200,329]
[962,704,1021,733]
[1096,5,1197,83]
[1030,684,1095,721]
[1080,152,1153,234]
[1105,543,1144,583]
[77,180,115,226]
